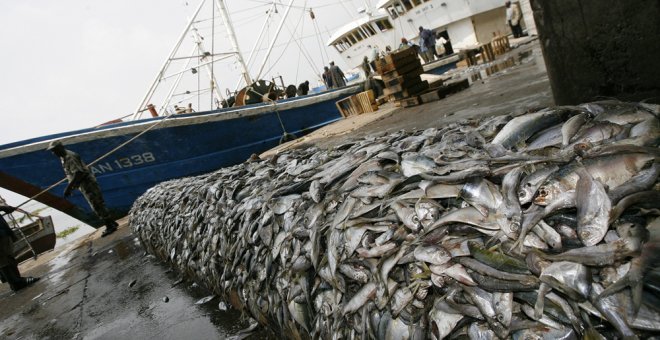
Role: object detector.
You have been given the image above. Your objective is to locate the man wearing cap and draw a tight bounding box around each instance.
[0,204,40,292]
[47,141,119,237]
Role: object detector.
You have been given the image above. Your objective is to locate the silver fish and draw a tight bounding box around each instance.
[562,111,590,146]
[575,167,611,246]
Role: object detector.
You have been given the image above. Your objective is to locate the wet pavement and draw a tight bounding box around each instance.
[0,218,267,339]
[1,38,552,339]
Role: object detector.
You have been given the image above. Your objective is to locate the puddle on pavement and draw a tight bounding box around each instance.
[44,246,76,285]
[444,49,543,85]
[112,239,133,260]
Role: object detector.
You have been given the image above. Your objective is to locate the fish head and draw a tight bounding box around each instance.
[533,185,558,206]
[518,185,534,204]
[573,142,592,157]
[500,215,521,240]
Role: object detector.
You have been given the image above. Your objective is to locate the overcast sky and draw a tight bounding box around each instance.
[0,0,374,146]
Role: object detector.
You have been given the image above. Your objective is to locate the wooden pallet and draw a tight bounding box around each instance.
[419,89,441,104]
[375,52,419,73]
[381,63,424,82]
[492,35,511,55]
[355,90,377,113]
[395,96,422,108]
[335,90,378,117]
[383,73,424,88]
[335,96,363,117]
[386,80,429,100]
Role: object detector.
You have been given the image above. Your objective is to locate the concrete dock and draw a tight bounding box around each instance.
[1,38,552,339]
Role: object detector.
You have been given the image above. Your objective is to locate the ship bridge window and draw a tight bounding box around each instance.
[375,19,393,32]
[393,3,405,15]
[347,34,357,44]
[402,0,413,10]
[386,6,399,19]
[353,30,365,41]
[342,37,352,48]
[363,24,376,37]
[411,0,422,6]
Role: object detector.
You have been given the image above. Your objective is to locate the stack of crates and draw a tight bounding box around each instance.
[375,47,429,107]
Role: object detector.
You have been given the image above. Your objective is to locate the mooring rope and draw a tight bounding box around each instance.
[10,111,179,211]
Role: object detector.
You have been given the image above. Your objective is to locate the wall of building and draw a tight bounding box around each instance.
[472,7,508,43]
[532,0,660,104]
[448,17,478,49]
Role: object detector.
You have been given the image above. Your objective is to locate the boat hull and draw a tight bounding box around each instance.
[0,87,360,227]
[12,216,57,263]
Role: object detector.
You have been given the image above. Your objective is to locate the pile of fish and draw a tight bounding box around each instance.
[130,100,660,339]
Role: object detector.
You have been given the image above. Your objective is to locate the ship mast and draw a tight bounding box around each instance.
[191,28,224,104]
[214,0,252,86]
[254,0,296,81]
[132,0,207,119]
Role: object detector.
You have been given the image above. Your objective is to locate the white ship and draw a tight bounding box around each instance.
[327,0,516,73]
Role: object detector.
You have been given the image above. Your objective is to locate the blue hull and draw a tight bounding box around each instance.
[0,86,360,227]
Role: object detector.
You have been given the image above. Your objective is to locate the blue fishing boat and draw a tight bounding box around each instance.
[0,0,362,227]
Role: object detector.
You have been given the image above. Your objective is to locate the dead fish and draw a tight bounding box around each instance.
[607,163,659,204]
[535,153,654,207]
[413,245,451,266]
[518,165,559,205]
[309,180,322,203]
[491,107,576,150]
[401,153,436,177]
[356,242,397,258]
[534,237,641,266]
[455,257,537,284]
[526,123,563,150]
[468,241,529,274]
[426,207,501,234]
[575,167,611,246]
[196,295,216,305]
[570,121,624,145]
[430,263,477,286]
[460,178,503,217]
[429,301,463,339]
[538,261,592,301]
[562,111,590,146]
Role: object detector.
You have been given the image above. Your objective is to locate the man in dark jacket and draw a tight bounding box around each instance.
[322,66,333,89]
[297,80,310,96]
[0,204,40,292]
[48,140,119,237]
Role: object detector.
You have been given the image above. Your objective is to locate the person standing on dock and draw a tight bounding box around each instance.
[322,66,333,90]
[505,1,523,38]
[362,56,372,78]
[47,141,119,237]
[329,61,347,88]
[0,204,40,292]
[419,26,437,62]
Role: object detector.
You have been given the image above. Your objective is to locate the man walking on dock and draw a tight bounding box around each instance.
[329,61,347,88]
[0,204,40,292]
[47,141,118,237]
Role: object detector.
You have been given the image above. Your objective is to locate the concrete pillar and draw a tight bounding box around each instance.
[531,0,660,105]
